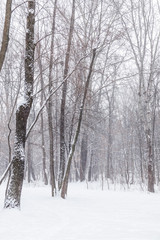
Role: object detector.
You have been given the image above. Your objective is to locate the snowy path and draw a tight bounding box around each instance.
[0,183,160,240]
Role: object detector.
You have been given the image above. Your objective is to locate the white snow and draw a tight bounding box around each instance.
[0,182,160,240]
[28,9,34,14]
[16,95,27,110]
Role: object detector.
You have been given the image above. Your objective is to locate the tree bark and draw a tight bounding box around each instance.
[80,133,88,181]
[58,0,75,191]
[88,150,93,182]
[4,0,35,208]
[61,49,96,199]
[0,0,12,72]
[41,112,48,185]
[47,0,57,196]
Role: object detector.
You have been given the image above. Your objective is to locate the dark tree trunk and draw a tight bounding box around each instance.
[148,161,154,192]
[80,133,88,181]
[0,0,12,72]
[88,150,93,182]
[5,104,31,208]
[41,113,48,185]
[58,0,75,191]
[47,0,57,196]
[61,49,96,199]
[147,130,155,192]
[4,0,35,208]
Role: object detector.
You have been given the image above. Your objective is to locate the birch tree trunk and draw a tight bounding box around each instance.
[0,0,12,72]
[4,0,35,208]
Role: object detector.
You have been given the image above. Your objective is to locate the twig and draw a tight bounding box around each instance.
[26,53,89,139]
[0,160,13,185]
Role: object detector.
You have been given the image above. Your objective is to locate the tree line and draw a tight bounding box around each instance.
[0,0,160,208]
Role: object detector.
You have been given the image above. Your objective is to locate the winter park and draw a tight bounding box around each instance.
[0,0,160,239]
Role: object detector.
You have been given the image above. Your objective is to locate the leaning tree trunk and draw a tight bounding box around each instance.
[4,0,35,208]
[0,0,12,72]
[61,49,96,199]
[58,0,75,191]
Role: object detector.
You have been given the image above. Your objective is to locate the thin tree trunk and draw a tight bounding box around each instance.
[61,49,96,199]
[0,161,12,185]
[145,79,155,192]
[26,134,36,182]
[58,0,75,191]
[47,0,57,196]
[41,112,48,185]
[26,54,87,140]
[26,110,35,183]
[27,134,32,183]
[147,128,154,192]
[80,133,88,181]
[0,0,12,72]
[4,0,35,208]
[37,36,48,185]
[88,150,93,182]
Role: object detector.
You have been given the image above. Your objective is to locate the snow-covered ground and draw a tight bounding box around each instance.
[0,182,160,240]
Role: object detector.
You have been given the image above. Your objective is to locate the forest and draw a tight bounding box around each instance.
[0,0,160,210]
